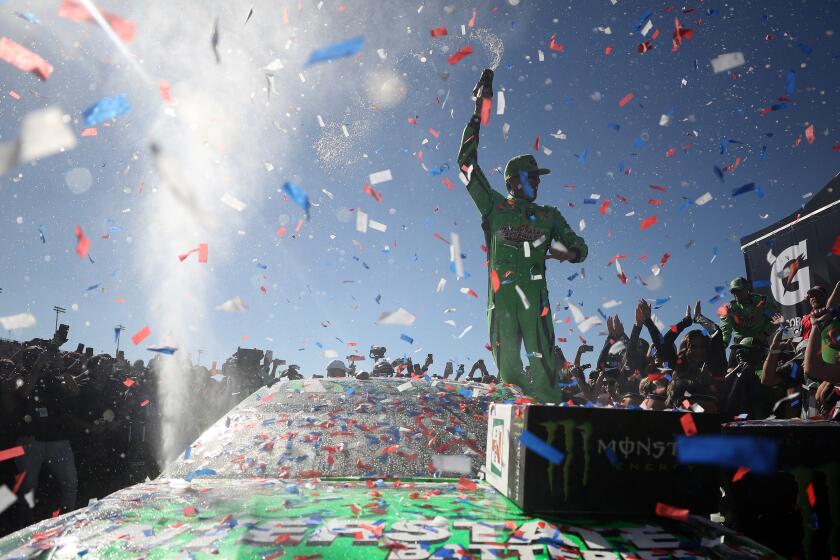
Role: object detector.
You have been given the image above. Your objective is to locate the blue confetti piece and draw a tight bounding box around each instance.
[147,346,178,355]
[400,334,414,344]
[458,387,473,398]
[578,147,588,163]
[797,42,813,55]
[752,280,770,288]
[83,95,131,127]
[633,9,653,32]
[15,11,40,24]
[191,468,217,477]
[654,297,671,306]
[184,446,191,460]
[283,181,311,218]
[597,308,607,320]
[375,294,381,304]
[86,283,101,291]
[676,435,778,475]
[759,145,767,160]
[583,198,597,205]
[306,36,365,65]
[429,163,450,176]
[731,183,756,197]
[567,272,578,282]
[38,225,46,243]
[755,186,765,198]
[255,261,268,269]
[519,429,565,465]
[607,123,620,131]
[786,70,796,96]
[720,136,728,155]
[713,166,724,181]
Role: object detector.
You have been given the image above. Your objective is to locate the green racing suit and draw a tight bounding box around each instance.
[458,115,588,401]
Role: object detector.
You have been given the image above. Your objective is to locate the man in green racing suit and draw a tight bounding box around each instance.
[457,77,588,401]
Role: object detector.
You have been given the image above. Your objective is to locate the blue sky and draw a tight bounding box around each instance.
[1,0,839,375]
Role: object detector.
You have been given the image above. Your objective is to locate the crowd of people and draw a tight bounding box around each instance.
[2,276,839,538]
[0,336,275,537]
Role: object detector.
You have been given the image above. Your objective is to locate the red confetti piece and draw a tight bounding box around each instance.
[74,225,90,258]
[805,124,815,145]
[458,477,477,491]
[480,97,492,125]
[131,325,151,346]
[649,184,668,192]
[433,233,450,245]
[640,215,658,230]
[59,0,135,43]
[490,270,501,293]
[832,143,840,151]
[604,46,613,55]
[464,288,478,298]
[665,147,676,157]
[183,505,197,517]
[407,116,417,124]
[123,378,135,388]
[618,92,634,108]
[467,8,476,28]
[277,226,287,237]
[81,128,97,137]
[51,509,60,518]
[0,446,25,462]
[533,135,541,151]
[680,413,697,436]
[831,234,840,255]
[430,26,448,37]
[159,80,173,104]
[441,177,454,190]
[548,34,564,52]
[178,243,208,263]
[638,41,654,53]
[13,471,26,494]
[0,37,53,80]
[447,45,473,65]
[140,399,150,407]
[807,482,816,508]
[648,199,663,206]
[540,306,549,317]
[599,200,610,215]
[363,183,383,202]
[8,90,20,100]
[655,502,689,521]
[732,466,750,482]
[671,17,693,52]
[429,128,440,138]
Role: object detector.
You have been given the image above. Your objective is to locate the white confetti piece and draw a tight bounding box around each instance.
[458,325,473,338]
[523,241,531,258]
[0,486,17,515]
[609,340,626,355]
[436,278,447,293]
[444,319,456,327]
[356,210,368,233]
[432,454,472,474]
[263,162,274,171]
[537,50,544,62]
[368,219,387,232]
[710,52,745,74]
[602,299,622,309]
[0,312,36,330]
[221,192,246,212]
[496,91,506,115]
[369,169,393,185]
[215,296,248,313]
[640,19,653,37]
[376,48,387,60]
[651,264,662,277]
[542,146,552,156]
[659,114,671,126]
[695,192,713,206]
[578,316,601,333]
[0,107,76,175]
[566,301,585,323]
[451,232,464,279]
[322,188,334,199]
[341,124,349,137]
[515,285,530,309]
[263,59,284,71]
[316,115,325,127]
[377,307,416,326]
[579,219,586,232]
[397,381,413,392]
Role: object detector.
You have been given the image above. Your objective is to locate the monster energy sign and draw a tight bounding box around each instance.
[486,405,720,515]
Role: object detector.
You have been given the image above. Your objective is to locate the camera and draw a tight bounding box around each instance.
[369,346,387,360]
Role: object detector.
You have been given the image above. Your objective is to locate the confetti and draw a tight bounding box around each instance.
[306,36,365,65]
[369,169,393,185]
[710,52,745,74]
[0,107,77,175]
[283,181,311,218]
[430,27,448,37]
[519,430,565,464]
[221,192,247,212]
[639,215,658,230]
[676,435,778,475]
[447,45,473,65]
[618,92,634,108]
[0,37,53,79]
[59,0,135,43]
[0,313,37,331]
[131,326,151,346]
[655,502,689,522]
[0,446,25,462]
[83,95,131,127]
[75,225,91,258]
[377,308,416,326]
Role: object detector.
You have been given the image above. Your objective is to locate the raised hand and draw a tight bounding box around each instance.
[693,300,702,321]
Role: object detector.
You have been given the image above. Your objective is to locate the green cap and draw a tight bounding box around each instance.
[504,154,551,182]
[729,277,749,292]
[731,337,758,350]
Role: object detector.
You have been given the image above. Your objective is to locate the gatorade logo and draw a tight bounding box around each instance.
[770,240,810,307]
[490,418,505,476]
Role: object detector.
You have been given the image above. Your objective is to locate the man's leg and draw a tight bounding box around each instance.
[43,440,78,513]
[519,285,563,401]
[489,291,527,388]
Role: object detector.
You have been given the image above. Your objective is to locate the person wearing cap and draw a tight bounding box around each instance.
[458,72,587,402]
[326,359,350,378]
[800,285,829,342]
[719,277,778,349]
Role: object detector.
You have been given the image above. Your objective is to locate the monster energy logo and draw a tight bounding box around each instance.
[540,420,592,500]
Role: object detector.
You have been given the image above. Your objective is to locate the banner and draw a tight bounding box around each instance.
[741,173,840,333]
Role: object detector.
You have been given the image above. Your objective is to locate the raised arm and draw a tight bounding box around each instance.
[458,97,503,217]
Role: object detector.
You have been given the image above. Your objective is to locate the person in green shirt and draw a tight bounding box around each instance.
[719,277,778,348]
[457,71,587,401]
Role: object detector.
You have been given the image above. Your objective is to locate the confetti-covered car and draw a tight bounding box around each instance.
[0,378,782,558]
